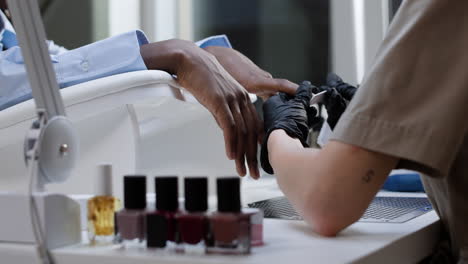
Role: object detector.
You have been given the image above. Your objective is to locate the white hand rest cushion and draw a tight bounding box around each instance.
[0,70,183,193]
[0,70,257,196]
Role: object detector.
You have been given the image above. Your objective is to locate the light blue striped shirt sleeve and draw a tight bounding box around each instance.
[0,30,149,110]
[0,30,232,111]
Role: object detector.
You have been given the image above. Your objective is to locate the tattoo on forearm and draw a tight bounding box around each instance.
[362,169,374,183]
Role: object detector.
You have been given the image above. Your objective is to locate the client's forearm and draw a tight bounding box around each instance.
[140,39,194,75]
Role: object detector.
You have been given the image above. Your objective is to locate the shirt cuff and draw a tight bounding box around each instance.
[195,35,233,48]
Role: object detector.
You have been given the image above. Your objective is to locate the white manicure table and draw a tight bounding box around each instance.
[0,70,439,264]
[0,175,440,264]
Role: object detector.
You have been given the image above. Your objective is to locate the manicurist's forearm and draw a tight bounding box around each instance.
[268,130,320,194]
[268,129,398,236]
[268,129,328,230]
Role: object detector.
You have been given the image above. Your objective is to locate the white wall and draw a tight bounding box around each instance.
[331,0,389,84]
[331,0,359,84]
[108,0,141,37]
[92,0,193,43]
[140,0,177,42]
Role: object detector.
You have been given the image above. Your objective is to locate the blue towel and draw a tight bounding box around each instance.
[0,10,18,50]
[1,29,18,49]
[383,170,425,192]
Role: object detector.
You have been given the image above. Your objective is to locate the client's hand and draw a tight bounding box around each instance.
[260,81,319,174]
[203,46,298,99]
[140,39,261,178]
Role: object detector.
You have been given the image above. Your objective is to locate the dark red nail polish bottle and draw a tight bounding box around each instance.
[115,175,147,246]
[206,177,251,255]
[176,177,208,253]
[146,213,168,249]
[146,176,179,248]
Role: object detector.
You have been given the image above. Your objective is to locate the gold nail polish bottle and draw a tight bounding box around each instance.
[87,164,121,245]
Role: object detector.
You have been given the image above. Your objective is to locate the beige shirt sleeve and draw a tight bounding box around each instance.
[331,0,468,177]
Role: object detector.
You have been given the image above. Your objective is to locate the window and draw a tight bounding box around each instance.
[41,0,403,86]
[192,0,330,86]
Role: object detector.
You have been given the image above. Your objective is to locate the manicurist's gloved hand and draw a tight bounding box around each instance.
[326,72,357,101]
[260,81,319,174]
[322,73,358,130]
[322,86,346,130]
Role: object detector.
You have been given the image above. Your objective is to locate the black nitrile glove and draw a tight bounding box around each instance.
[322,73,358,130]
[323,86,347,130]
[326,72,357,101]
[260,81,318,174]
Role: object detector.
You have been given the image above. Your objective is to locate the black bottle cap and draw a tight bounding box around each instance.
[155,176,179,211]
[146,214,167,248]
[217,177,241,212]
[123,175,146,209]
[184,177,208,212]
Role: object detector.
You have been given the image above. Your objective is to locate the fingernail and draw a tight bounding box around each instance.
[237,166,246,177]
[250,167,259,180]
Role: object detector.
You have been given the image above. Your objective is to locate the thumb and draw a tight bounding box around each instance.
[256,78,298,96]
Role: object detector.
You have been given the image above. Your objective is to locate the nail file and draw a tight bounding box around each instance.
[309,90,327,106]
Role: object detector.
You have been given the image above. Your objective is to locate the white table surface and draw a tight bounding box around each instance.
[0,175,440,264]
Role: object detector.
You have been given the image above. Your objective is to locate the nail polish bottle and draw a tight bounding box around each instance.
[176,177,208,253]
[113,212,122,244]
[116,175,147,246]
[146,213,168,249]
[87,164,122,245]
[206,177,251,255]
[146,176,179,248]
[242,208,264,247]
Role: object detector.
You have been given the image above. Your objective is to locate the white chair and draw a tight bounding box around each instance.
[0,70,248,197]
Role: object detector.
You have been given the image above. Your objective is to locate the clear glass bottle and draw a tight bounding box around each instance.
[206,177,251,255]
[87,164,121,245]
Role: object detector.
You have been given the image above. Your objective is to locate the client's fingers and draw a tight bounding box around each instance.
[214,103,237,160]
[257,78,298,96]
[243,100,261,179]
[230,101,247,177]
